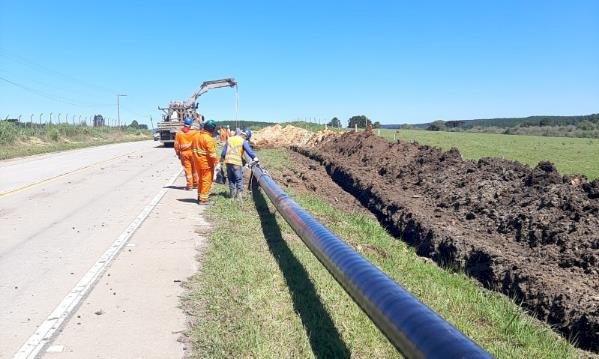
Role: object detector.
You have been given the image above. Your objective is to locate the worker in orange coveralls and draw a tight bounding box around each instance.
[191,119,218,205]
[174,117,198,190]
[218,126,229,144]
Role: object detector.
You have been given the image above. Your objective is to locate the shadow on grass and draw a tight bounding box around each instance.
[252,188,350,358]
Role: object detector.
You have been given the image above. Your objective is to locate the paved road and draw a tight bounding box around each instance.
[0,141,206,358]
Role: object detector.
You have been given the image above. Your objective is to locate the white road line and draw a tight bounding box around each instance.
[13,168,183,359]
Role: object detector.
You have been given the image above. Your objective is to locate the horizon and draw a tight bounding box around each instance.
[1,1,598,127]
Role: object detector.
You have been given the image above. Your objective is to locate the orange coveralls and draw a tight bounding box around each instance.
[174,128,198,189]
[218,128,229,144]
[191,130,217,202]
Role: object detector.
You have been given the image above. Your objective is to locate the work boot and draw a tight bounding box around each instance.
[198,201,210,206]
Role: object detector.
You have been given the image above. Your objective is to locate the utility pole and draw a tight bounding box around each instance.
[149,115,154,131]
[117,94,127,129]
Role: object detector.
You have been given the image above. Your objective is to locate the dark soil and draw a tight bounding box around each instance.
[293,131,599,352]
[263,150,374,218]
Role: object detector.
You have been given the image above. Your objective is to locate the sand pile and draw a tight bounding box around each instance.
[252,125,341,148]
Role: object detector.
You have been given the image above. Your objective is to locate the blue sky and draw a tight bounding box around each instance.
[1,1,598,127]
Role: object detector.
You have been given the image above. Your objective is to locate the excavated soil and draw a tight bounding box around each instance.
[293,131,599,352]
[266,150,374,217]
[252,124,341,149]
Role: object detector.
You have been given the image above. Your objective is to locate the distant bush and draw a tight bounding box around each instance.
[49,129,60,141]
[427,120,446,131]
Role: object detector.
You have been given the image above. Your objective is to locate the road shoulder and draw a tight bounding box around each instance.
[44,178,207,358]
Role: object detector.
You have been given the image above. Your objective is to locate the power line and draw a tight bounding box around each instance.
[0,75,112,107]
[0,50,114,95]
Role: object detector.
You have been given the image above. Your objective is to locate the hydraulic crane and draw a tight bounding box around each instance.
[156,78,237,146]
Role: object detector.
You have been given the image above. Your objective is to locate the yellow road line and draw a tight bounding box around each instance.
[0,152,135,198]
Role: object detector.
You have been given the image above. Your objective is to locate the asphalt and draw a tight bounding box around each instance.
[0,141,206,358]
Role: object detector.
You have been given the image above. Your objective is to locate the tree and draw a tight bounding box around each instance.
[347,115,372,129]
[427,120,446,131]
[129,120,139,128]
[327,117,341,128]
[373,121,381,129]
[445,120,465,128]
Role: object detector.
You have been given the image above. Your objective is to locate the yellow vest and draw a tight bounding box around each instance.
[224,135,244,166]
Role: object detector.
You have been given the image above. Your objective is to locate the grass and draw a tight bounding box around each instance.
[377,128,599,180]
[0,121,151,160]
[183,148,578,358]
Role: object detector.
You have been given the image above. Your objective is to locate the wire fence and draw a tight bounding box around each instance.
[0,113,148,132]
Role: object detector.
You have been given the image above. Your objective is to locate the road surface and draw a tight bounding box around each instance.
[0,141,207,358]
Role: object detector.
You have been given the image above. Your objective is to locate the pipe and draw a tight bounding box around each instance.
[247,160,492,358]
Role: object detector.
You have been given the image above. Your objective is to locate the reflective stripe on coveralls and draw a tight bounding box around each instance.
[224,135,244,166]
[174,129,198,189]
[191,130,217,202]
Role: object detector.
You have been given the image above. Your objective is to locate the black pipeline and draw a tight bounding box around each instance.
[247,160,492,358]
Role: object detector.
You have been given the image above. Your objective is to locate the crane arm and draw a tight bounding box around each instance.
[184,78,237,107]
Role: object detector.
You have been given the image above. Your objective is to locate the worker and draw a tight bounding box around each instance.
[174,117,198,190]
[220,129,258,200]
[218,126,229,144]
[191,119,218,205]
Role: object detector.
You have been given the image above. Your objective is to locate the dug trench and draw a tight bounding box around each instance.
[280,131,599,352]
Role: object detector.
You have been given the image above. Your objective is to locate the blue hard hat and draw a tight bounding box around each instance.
[243,129,252,139]
[183,117,192,127]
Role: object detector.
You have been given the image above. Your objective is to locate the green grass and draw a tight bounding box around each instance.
[377,129,599,180]
[0,121,151,159]
[183,149,578,358]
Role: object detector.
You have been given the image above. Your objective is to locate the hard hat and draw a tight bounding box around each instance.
[242,129,252,139]
[183,117,193,127]
[203,119,217,133]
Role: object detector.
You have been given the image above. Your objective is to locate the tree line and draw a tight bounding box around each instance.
[327,115,380,129]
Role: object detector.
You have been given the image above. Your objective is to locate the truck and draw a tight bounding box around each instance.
[157,78,237,146]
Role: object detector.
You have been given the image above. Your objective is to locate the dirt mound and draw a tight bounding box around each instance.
[295,131,599,352]
[252,125,340,148]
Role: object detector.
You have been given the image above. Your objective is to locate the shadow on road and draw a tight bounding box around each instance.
[165,185,186,190]
[176,198,197,203]
[252,188,350,359]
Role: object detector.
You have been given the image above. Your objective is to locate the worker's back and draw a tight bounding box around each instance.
[192,130,217,169]
[224,135,245,166]
[174,129,197,153]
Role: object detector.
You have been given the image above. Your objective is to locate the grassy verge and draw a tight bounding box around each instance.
[183,149,578,358]
[378,129,599,180]
[0,121,151,160]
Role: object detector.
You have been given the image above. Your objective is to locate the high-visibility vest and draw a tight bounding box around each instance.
[224,135,244,166]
